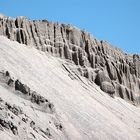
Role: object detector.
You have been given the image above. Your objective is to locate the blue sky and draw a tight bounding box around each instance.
[0,0,140,54]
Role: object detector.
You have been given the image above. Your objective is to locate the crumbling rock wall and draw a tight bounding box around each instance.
[0,16,140,104]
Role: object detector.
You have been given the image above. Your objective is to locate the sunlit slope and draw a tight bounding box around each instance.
[0,36,140,140]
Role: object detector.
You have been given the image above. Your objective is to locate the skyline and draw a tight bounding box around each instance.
[0,0,140,54]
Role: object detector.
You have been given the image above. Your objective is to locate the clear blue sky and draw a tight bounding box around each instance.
[0,0,140,54]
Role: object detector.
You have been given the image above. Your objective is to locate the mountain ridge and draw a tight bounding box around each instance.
[0,15,140,105]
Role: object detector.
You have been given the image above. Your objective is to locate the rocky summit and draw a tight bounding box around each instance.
[0,15,140,140]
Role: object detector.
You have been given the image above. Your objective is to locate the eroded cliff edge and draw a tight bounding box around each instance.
[0,15,140,104]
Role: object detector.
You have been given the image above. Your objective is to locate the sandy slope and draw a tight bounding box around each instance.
[0,36,140,140]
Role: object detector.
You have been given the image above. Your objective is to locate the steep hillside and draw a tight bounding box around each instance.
[0,15,140,104]
[0,14,140,140]
[0,36,140,140]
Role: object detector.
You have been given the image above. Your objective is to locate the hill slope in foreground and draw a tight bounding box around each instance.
[0,36,140,140]
[0,15,140,140]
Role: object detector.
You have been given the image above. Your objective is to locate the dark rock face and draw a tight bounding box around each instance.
[0,117,18,135]
[100,82,115,95]
[95,71,111,86]
[0,16,140,104]
[15,80,29,94]
[5,103,23,116]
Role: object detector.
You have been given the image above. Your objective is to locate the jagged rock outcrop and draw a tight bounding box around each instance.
[0,96,57,139]
[0,70,66,139]
[0,15,140,104]
[0,70,55,113]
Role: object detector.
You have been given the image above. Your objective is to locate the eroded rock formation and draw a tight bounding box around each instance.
[0,15,140,104]
[0,71,55,113]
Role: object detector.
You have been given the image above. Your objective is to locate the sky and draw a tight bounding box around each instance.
[0,0,140,54]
